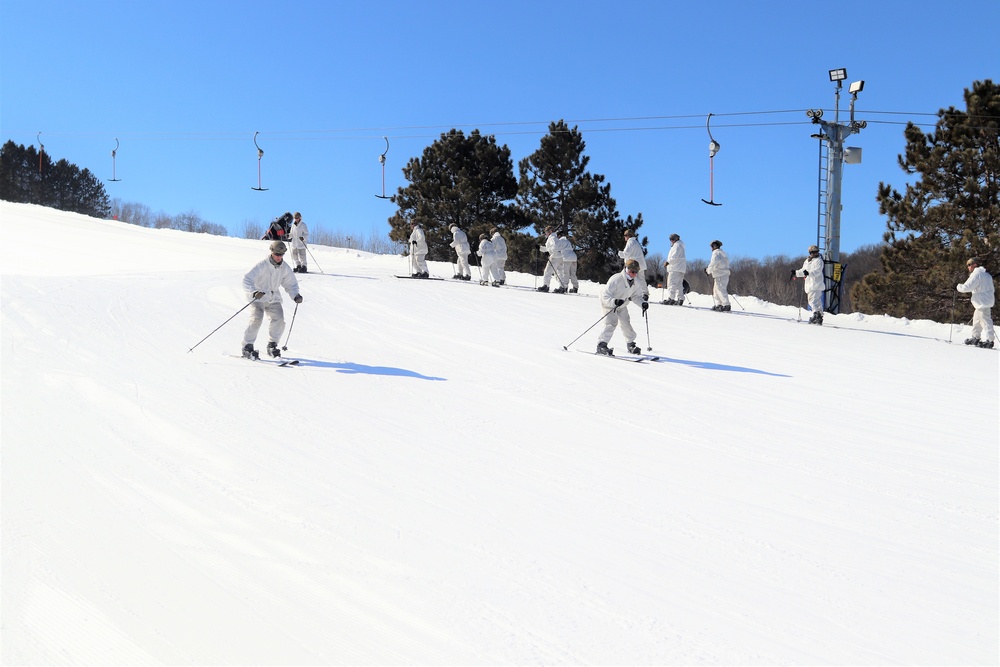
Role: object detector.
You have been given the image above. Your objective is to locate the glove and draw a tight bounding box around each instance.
[789,269,796,280]
[293,295,303,304]
[411,240,417,246]
[614,299,625,307]
[706,268,711,275]
[663,261,669,267]
[802,270,809,276]
[299,237,304,242]
[641,301,649,313]
[252,291,265,299]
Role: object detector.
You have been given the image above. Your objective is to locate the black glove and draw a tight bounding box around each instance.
[789,269,795,280]
[411,240,417,246]
[299,237,304,242]
[802,270,809,276]
[614,299,625,307]
[294,295,303,304]
[252,291,265,299]
[641,301,649,313]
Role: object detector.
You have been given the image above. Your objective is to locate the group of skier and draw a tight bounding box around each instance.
[235,212,995,359]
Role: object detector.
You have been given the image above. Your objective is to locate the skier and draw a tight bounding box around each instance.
[537,226,567,293]
[408,221,429,278]
[449,225,471,280]
[476,233,499,286]
[618,229,648,295]
[663,233,686,305]
[490,227,508,285]
[596,259,648,356]
[706,239,731,311]
[794,244,825,324]
[289,212,309,273]
[241,240,302,359]
[957,257,996,348]
[557,233,579,293]
[262,212,293,241]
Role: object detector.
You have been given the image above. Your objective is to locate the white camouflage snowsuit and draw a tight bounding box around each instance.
[540,231,565,289]
[450,226,471,278]
[598,267,646,348]
[289,219,309,271]
[957,265,996,343]
[409,224,428,275]
[242,254,301,347]
[557,236,578,290]
[491,231,508,283]
[477,237,499,284]
[618,235,648,294]
[665,239,687,302]
[707,247,731,308]
[796,255,825,315]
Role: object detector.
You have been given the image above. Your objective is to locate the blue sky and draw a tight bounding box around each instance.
[2,0,997,261]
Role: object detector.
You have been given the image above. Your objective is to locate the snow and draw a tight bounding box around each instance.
[1,201,997,665]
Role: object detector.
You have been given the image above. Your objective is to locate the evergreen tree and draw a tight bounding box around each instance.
[387,130,523,263]
[852,80,999,319]
[0,140,111,219]
[517,121,644,283]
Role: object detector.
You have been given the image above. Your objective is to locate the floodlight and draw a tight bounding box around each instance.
[829,68,847,82]
[849,80,865,94]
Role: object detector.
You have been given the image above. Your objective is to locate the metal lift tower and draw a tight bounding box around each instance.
[807,68,866,314]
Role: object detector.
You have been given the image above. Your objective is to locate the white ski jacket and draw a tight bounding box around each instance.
[618,236,647,270]
[491,232,508,260]
[409,226,428,255]
[243,256,300,305]
[707,248,730,277]
[600,268,645,311]
[796,255,824,293]
[557,236,577,262]
[450,228,470,255]
[958,266,996,309]
[666,240,686,273]
[289,221,309,250]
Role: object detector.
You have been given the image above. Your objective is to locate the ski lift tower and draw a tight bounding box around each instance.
[806,68,866,314]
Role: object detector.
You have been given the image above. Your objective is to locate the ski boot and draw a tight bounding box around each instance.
[596,341,614,356]
[978,339,995,349]
[536,285,549,292]
[722,305,732,312]
[242,344,259,360]
[552,286,568,294]
[627,342,642,355]
[299,266,307,274]
[964,337,980,346]
[568,287,577,293]
[266,342,281,358]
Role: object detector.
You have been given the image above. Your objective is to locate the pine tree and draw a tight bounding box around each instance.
[0,140,110,219]
[852,80,999,320]
[387,130,522,262]
[517,121,644,283]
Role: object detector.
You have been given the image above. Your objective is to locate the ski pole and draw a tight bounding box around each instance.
[948,283,958,343]
[282,302,299,350]
[562,306,618,350]
[306,247,323,274]
[187,298,256,353]
[643,306,652,351]
[729,293,744,310]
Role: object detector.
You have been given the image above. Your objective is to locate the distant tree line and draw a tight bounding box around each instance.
[0,140,110,219]
[108,198,227,236]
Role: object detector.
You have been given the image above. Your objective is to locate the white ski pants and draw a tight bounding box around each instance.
[971,306,996,342]
[598,306,637,346]
[244,301,285,346]
[666,271,685,302]
[712,274,730,307]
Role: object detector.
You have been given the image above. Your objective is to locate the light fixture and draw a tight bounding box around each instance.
[829,68,847,82]
[849,80,865,94]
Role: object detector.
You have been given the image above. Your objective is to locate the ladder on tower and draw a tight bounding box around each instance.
[815,136,830,256]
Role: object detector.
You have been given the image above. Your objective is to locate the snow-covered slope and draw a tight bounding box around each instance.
[2,201,997,665]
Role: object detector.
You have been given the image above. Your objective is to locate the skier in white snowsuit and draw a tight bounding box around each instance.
[795,244,825,324]
[957,257,996,348]
[706,239,731,311]
[557,234,579,292]
[449,225,471,280]
[289,212,309,273]
[663,233,686,304]
[596,259,648,356]
[241,240,302,358]
[618,229,648,296]
[490,228,508,285]
[476,234,499,285]
[538,226,566,292]
[408,221,429,277]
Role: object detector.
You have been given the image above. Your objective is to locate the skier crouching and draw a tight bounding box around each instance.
[596,259,648,356]
[241,240,302,359]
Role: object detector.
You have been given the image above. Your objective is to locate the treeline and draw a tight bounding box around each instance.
[0,140,111,219]
[109,199,228,235]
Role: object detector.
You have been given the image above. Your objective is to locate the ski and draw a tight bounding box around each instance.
[228,354,300,366]
[572,349,658,363]
[395,275,444,281]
